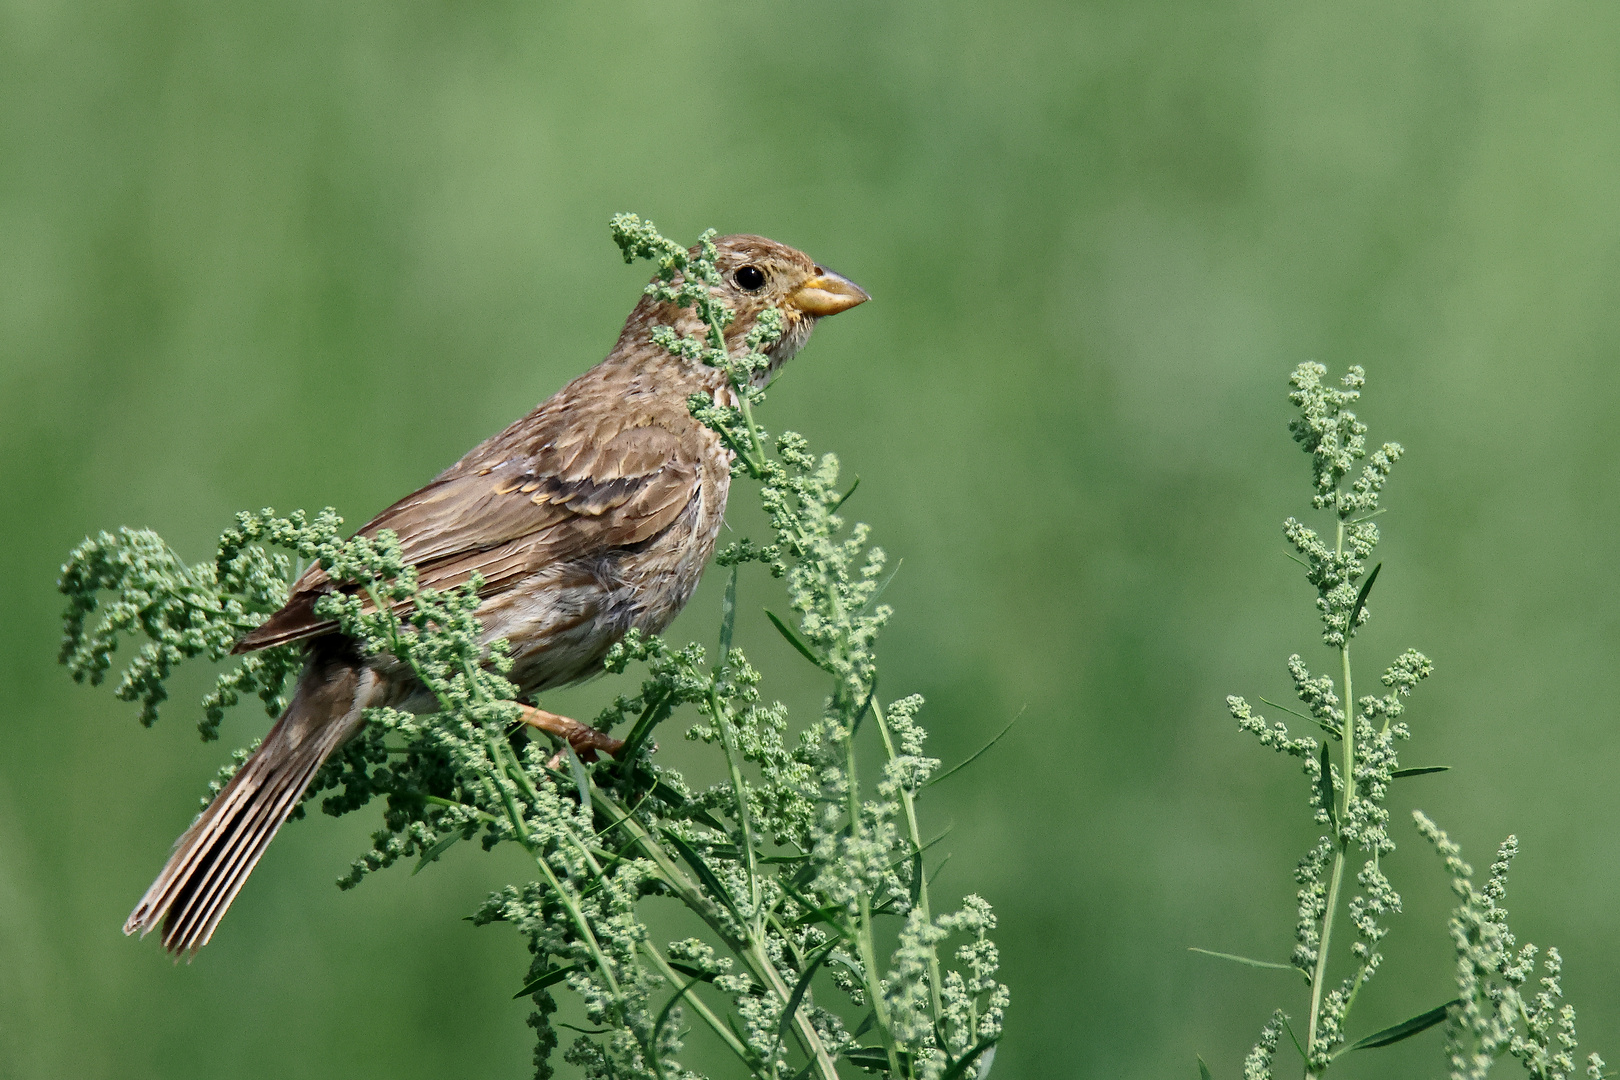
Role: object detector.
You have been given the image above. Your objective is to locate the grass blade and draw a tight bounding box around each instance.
[1344,1000,1459,1051]
[1197,1056,1213,1080]
[1391,766,1450,779]
[651,972,709,1080]
[665,960,719,984]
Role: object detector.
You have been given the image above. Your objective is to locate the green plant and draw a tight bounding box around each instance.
[1205,365,1606,1080]
[57,217,1007,1080]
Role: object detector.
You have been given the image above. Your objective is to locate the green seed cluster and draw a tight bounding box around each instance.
[1213,366,1605,1079]
[56,218,1007,1080]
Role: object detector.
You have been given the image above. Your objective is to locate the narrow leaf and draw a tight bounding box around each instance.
[563,743,592,811]
[1197,1056,1213,1080]
[1345,1000,1459,1051]
[843,1048,892,1073]
[1317,740,1337,826]
[939,1037,997,1080]
[1347,561,1382,634]
[858,557,902,617]
[513,962,583,999]
[765,609,835,672]
[663,830,742,920]
[1189,947,1301,975]
[651,972,707,1080]
[924,708,1024,790]
[1391,766,1450,779]
[665,960,719,984]
[412,831,462,874]
[830,475,860,514]
[849,677,877,737]
[1259,695,1340,738]
[617,689,673,768]
[777,938,840,1047]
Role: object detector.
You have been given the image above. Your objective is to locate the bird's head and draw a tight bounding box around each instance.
[710,235,869,370]
[623,234,869,384]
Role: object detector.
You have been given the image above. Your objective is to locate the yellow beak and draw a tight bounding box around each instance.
[788,268,870,317]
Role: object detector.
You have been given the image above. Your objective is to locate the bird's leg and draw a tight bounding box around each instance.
[513,703,626,764]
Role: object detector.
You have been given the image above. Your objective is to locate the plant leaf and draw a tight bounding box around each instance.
[563,743,592,811]
[513,962,583,999]
[777,938,840,1047]
[830,476,860,514]
[1259,695,1340,738]
[1344,1000,1459,1051]
[765,609,835,672]
[1391,766,1450,779]
[665,960,719,984]
[1197,1056,1213,1080]
[842,1048,893,1073]
[1317,740,1337,826]
[663,830,742,921]
[924,708,1024,790]
[1347,561,1382,634]
[616,689,673,769]
[939,1037,997,1080]
[1188,947,1302,976]
[412,830,462,874]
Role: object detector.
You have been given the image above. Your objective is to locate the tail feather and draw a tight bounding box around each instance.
[125,656,377,957]
[160,747,332,952]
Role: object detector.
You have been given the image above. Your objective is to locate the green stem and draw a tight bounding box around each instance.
[640,942,759,1073]
[844,719,904,1078]
[1305,521,1358,1077]
[592,791,842,1080]
[710,686,763,926]
[873,697,945,1027]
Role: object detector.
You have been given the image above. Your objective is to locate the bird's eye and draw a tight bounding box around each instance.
[735,265,766,291]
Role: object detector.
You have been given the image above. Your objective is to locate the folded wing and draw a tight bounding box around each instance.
[233,413,702,654]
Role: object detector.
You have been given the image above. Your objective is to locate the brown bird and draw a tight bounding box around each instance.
[125,235,868,956]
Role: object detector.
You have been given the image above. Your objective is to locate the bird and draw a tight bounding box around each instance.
[124,234,869,956]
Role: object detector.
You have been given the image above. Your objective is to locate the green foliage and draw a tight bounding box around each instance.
[57,218,1007,1080]
[1210,366,1606,1080]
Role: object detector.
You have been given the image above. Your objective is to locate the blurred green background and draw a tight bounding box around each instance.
[5,1,1620,1076]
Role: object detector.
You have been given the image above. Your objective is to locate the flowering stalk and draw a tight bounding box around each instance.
[58,217,1009,1080]
[1214,365,1605,1080]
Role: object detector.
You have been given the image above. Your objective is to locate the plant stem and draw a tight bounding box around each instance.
[710,686,763,924]
[873,697,946,1027]
[843,717,904,1078]
[640,942,759,1072]
[1304,521,1357,1077]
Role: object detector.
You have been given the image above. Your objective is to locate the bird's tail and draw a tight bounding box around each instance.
[124,652,378,957]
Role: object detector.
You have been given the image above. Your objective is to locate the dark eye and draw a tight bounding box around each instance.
[735,265,766,291]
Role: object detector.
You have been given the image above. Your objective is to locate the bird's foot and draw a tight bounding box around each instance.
[514,704,626,765]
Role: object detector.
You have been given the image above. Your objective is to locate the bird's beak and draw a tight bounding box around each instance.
[788,268,870,317]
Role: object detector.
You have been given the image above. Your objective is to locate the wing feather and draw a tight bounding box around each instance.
[233,410,704,654]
